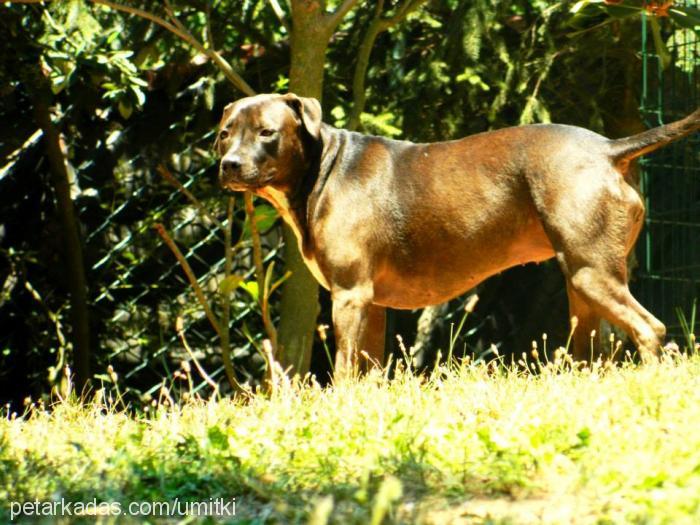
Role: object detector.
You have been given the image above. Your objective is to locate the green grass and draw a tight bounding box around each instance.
[2,352,700,524]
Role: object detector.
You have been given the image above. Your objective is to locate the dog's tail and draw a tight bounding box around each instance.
[609,108,700,168]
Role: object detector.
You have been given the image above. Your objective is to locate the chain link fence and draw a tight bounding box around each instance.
[77,121,282,399]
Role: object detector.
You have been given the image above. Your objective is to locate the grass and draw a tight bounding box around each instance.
[2,351,700,524]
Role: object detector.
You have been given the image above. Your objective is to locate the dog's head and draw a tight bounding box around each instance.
[214,93,322,192]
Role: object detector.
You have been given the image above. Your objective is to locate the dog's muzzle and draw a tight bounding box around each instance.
[221,155,242,176]
[219,153,250,189]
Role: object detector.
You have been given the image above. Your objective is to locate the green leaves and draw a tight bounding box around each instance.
[206,425,229,451]
[331,105,347,128]
[669,6,700,30]
[239,281,259,302]
[571,0,639,17]
[242,204,278,238]
[219,275,244,298]
[359,112,403,137]
[62,0,101,40]
[37,1,149,118]
[455,68,490,92]
[568,0,638,30]
[100,51,149,119]
[369,476,403,525]
[233,265,290,304]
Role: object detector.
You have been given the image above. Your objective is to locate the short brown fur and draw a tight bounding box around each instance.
[216,93,700,377]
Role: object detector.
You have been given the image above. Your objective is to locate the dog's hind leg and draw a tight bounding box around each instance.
[537,166,665,361]
[562,264,663,361]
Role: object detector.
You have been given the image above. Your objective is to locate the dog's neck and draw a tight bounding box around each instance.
[255,124,345,273]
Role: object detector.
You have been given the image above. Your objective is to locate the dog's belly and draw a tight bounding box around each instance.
[371,227,555,309]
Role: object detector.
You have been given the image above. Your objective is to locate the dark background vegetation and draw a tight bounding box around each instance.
[0,0,696,408]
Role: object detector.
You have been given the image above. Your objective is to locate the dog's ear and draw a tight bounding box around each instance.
[284,93,322,140]
[213,101,237,154]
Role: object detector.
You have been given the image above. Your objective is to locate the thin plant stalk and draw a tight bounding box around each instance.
[676,298,697,353]
[218,197,246,395]
[157,165,225,231]
[175,316,220,395]
[317,325,334,373]
[244,192,278,352]
[156,223,247,394]
[565,316,579,357]
[154,223,222,339]
[157,170,252,395]
[447,294,479,366]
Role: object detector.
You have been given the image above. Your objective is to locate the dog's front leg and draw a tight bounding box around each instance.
[332,288,386,379]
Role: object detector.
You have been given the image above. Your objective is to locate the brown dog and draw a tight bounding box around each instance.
[215,93,700,375]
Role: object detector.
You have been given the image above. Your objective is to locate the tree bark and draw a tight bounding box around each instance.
[289,7,330,100]
[32,84,91,392]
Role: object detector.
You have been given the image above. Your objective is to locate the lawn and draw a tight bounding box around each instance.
[2,351,700,524]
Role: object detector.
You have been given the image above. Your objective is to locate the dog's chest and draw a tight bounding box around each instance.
[257,187,331,290]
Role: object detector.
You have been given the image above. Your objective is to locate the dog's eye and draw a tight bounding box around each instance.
[259,128,276,138]
[218,130,229,141]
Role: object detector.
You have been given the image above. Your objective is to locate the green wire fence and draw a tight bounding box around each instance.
[637,3,700,339]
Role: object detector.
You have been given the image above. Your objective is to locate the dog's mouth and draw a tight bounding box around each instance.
[219,169,276,192]
[220,182,245,194]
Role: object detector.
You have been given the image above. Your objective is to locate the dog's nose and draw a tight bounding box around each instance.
[221,155,242,174]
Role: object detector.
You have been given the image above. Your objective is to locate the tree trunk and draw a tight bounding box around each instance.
[277,2,332,374]
[289,9,329,101]
[32,85,91,392]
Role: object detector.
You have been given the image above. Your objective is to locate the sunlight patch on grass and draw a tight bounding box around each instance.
[2,353,700,523]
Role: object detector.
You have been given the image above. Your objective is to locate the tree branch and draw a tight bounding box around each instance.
[0,129,43,183]
[31,81,92,392]
[347,0,385,131]
[4,0,255,96]
[204,1,215,50]
[325,0,361,32]
[347,0,428,130]
[161,0,255,95]
[267,0,291,33]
